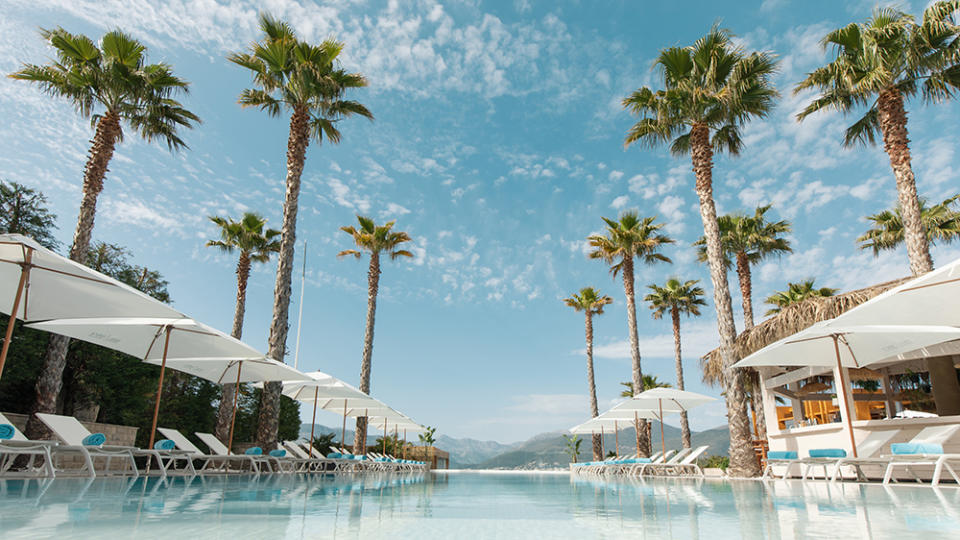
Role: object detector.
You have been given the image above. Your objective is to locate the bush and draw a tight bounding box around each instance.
[699,455,729,470]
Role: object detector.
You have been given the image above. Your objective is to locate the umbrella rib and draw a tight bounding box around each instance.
[142,325,168,361]
[899,276,960,293]
[838,334,861,368]
[0,258,116,286]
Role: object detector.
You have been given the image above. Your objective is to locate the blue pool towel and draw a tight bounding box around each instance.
[891,442,943,455]
[808,448,846,458]
[327,452,342,459]
[0,424,15,440]
[245,446,263,455]
[269,449,286,458]
[767,451,797,460]
[154,439,176,450]
[82,433,106,446]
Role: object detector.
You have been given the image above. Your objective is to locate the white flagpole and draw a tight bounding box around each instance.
[293,240,307,370]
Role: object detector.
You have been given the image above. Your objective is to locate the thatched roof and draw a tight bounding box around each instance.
[699,276,913,386]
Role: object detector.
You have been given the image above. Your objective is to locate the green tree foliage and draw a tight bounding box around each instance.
[764,279,839,315]
[310,432,337,456]
[563,434,582,463]
[619,376,672,397]
[857,194,960,254]
[0,180,59,249]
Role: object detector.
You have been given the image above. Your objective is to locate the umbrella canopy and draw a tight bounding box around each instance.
[277,371,371,457]
[611,388,717,413]
[145,356,307,384]
[27,317,263,362]
[733,324,960,369]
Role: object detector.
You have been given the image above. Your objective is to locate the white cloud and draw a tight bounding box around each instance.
[610,195,629,209]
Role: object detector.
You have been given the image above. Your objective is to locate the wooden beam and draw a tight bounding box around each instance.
[764,366,833,389]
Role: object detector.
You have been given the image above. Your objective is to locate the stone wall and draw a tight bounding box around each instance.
[2,412,138,446]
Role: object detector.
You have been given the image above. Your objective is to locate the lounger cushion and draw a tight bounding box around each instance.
[327,452,342,459]
[0,424,14,440]
[808,448,846,458]
[245,446,263,455]
[154,439,176,450]
[82,433,106,446]
[767,451,797,460]
[269,449,286,458]
[891,442,943,455]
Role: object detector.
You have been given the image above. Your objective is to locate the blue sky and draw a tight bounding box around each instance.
[2,0,959,443]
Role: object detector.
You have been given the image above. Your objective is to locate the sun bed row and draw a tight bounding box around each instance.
[0,412,426,478]
[571,446,710,477]
[763,424,960,487]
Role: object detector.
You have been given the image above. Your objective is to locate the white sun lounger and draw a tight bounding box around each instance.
[196,431,273,474]
[796,430,899,480]
[0,412,56,477]
[158,428,261,474]
[635,447,693,476]
[282,441,334,472]
[881,425,960,487]
[642,446,710,477]
[831,424,960,483]
[36,413,163,477]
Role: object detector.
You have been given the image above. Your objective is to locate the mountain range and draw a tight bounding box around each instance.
[301,422,730,469]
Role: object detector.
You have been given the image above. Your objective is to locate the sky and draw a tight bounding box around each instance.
[1,0,959,444]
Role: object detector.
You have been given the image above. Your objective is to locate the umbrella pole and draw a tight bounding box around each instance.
[614,420,619,458]
[226,361,244,453]
[659,399,666,458]
[341,401,347,449]
[147,326,172,451]
[833,335,858,458]
[0,248,32,380]
[308,386,319,458]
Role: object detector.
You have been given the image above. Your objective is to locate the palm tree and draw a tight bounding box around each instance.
[764,280,838,315]
[338,216,413,454]
[619,376,672,397]
[622,25,777,477]
[588,212,673,456]
[796,3,960,277]
[644,278,706,449]
[10,29,199,436]
[205,212,280,445]
[230,14,372,449]
[694,205,792,329]
[564,287,613,461]
[857,195,960,255]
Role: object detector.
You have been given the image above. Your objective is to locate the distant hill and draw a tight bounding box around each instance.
[300,422,730,470]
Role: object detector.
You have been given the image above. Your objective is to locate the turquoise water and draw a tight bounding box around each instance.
[0,472,957,538]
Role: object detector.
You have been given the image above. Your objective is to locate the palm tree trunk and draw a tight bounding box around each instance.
[256,106,309,450]
[354,251,381,454]
[215,253,251,443]
[877,89,960,415]
[671,307,691,449]
[734,257,767,440]
[27,111,122,439]
[877,89,933,276]
[585,312,602,461]
[690,123,758,477]
[622,257,651,457]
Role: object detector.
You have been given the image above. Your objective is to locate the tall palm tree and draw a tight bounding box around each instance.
[230,13,372,449]
[588,211,673,457]
[644,278,706,449]
[338,216,413,454]
[796,3,960,276]
[694,205,792,328]
[619,376,672,397]
[764,280,838,315]
[10,28,199,436]
[857,195,960,255]
[622,25,777,477]
[205,212,280,444]
[564,287,613,461]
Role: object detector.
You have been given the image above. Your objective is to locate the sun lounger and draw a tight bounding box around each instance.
[882,427,960,487]
[831,424,960,483]
[635,447,693,476]
[195,432,273,473]
[796,430,899,480]
[641,446,710,477]
[281,441,339,472]
[0,412,56,477]
[762,450,799,479]
[159,428,262,474]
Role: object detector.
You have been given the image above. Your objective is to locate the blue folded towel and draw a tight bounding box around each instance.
[767,451,797,460]
[82,433,106,446]
[0,424,15,440]
[891,442,944,455]
[245,446,263,455]
[354,455,367,461]
[327,452,342,459]
[269,449,286,458]
[808,448,846,458]
[154,439,176,450]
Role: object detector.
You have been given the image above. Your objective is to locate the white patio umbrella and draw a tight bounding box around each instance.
[570,417,638,458]
[26,316,296,449]
[0,234,183,378]
[609,388,717,458]
[276,372,369,457]
[732,323,960,457]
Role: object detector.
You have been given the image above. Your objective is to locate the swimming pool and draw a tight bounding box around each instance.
[1,471,957,538]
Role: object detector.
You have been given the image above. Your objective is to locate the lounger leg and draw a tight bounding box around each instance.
[932,459,944,487]
[883,463,895,485]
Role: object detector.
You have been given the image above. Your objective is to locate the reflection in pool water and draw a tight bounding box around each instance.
[0,472,957,538]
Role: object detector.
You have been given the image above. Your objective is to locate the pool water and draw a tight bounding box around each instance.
[1,471,957,538]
